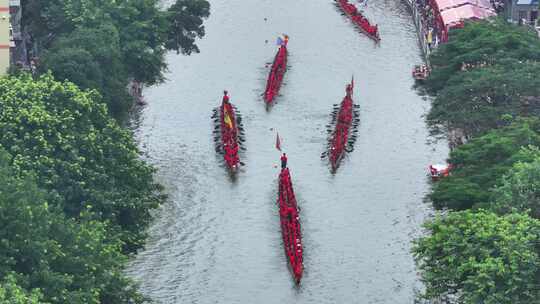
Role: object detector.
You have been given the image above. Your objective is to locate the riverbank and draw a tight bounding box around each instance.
[402,0,431,64]
[0,1,211,302]
[0,74,163,303]
[413,20,540,303]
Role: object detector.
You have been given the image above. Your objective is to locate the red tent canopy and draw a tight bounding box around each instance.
[440,3,496,27]
[434,0,494,11]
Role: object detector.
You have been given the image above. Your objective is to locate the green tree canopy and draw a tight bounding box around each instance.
[414,210,540,304]
[41,24,131,114]
[491,153,540,218]
[0,149,145,303]
[427,59,540,137]
[425,19,540,93]
[0,275,45,304]
[40,47,103,92]
[22,0,210,113]
[0,74,163,251]
[431,118,540,210]
[165,0,211,55]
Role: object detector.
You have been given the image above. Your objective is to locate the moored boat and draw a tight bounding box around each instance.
[335,0,380,42]
[429,163,452,181]
[264,36,288,105]
[212,91,244,173]
[412,64,430,80]
[323,78,360,173]
[277,166,303,284]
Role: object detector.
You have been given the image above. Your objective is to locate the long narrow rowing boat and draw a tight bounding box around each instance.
[277,167,303,284]
[212,94,244,173]
[325,78,359,173]
[335,0,380,42]
[264,43,288,105]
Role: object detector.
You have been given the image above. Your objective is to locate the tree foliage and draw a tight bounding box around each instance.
[0,149,145,303]
[417,18,540,304]
[165,0,211,55]
[491,154,540,219]
[0,74,163,251]
[431,118,540,210]
[425,19,540,93]
[0,275,45,304]
[414,210,540,304]
[427,59,540,137]
[40,24,131,113]
[22,0,210,114]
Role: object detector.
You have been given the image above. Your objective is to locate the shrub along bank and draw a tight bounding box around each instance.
[0,74,164,302]
[22,0,210,115]
[0,1,210,301]
[414,19,540,304]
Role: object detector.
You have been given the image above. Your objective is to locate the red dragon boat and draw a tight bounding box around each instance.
[323,78,360,173]
[335,0,380,42]
[277,167,303,284]
[264,37,288,105]
[212,92,244,173]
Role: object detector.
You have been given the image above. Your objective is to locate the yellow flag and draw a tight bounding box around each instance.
[224,109,233,129]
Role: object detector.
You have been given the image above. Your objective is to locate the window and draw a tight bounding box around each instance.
[531,10,538,23]
[519,10,528,24]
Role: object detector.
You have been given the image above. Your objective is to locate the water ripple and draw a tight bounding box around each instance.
[127,0,449,303]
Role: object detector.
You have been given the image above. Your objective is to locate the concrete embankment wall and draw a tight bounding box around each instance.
[403,0,431,65]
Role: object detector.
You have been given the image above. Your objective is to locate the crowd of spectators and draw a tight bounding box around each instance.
[414,0,502,51]
[415,0,443,51]
[490,0,505,14]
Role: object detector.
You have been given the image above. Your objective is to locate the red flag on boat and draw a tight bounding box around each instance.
[276,132,281,151]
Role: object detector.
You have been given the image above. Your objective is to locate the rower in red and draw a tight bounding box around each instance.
[281,153,288,169]
[222,90,230,103]
[346,84,353,97]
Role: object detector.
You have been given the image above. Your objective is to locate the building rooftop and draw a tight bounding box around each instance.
[435,0,494,11]
[440,3,497,26]
[516,0,539,5]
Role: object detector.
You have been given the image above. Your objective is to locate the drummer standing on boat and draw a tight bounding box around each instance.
[281,153,288,169]
[346,84,353,97]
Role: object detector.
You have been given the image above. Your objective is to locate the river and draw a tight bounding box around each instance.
[126,0,448,303]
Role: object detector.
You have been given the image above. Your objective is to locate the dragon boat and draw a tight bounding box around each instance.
[212,92,245,173]
[277,167,303,284]
[323,78,360,173]
[264,38,288,105]
[335,0,380,42]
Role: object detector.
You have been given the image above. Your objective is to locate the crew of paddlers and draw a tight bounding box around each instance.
[278,159,303,284]
[212,91,244,173]
[264,35,289,105]
[336,0,380,41]
[208,3,444,286]
[323,79,360,173]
